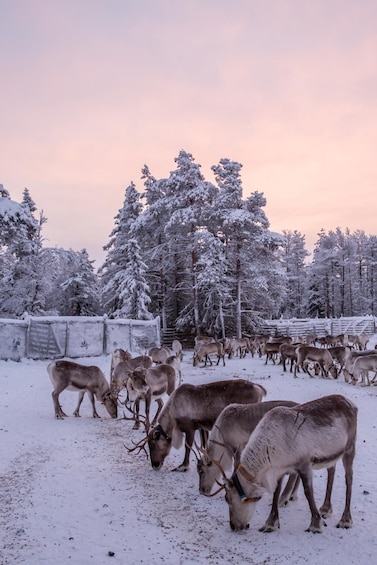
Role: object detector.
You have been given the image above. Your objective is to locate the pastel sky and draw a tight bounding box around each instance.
[1,0,376,267]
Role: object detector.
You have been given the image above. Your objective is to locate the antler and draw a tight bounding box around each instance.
[194,440,228,496]
[124,436,149,458]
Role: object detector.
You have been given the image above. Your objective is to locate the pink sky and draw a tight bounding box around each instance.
[1,0,376,266]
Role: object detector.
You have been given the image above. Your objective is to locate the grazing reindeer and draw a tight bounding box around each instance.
[219,395,357,533]
[193,341,226,367]
[197,400,299,505]
[294,346,338,379]
[343,349,377,383]
[327,346,350,377]
[47,360,117,419]
[350,354,377,386]
[145,379,267,471]
[126,364,176,430]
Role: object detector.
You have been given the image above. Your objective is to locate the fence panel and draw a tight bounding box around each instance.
[0,319,28,361]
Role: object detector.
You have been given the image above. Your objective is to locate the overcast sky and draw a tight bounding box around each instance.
[1,0,376,266]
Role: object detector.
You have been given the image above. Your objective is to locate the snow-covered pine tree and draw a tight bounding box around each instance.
[163,150,218,334]
[280,229,309,318]
[211,158,285,335]
[108,238,152,319]
[60,249,101,315]
[100,182,151,318]
[0,186,50,316]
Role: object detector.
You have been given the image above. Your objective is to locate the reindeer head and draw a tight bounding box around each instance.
[147,424,172,470]
[197,455,218,495]
[102,391,118,419]
[224,470,263,531]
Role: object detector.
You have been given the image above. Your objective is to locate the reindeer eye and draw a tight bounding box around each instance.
[153,431,161,440]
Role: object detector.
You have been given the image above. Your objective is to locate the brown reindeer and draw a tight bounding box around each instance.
[110,355,152,397]
[193,341,226,367]
[145,379,267,471]
[294,345,338,379]
[47,360,117,419]
[126,364,176,430]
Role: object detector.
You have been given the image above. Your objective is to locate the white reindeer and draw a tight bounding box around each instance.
[197,400,300,505]
[219,394,357,534]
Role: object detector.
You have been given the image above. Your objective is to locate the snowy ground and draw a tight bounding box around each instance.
[1,340,377,565]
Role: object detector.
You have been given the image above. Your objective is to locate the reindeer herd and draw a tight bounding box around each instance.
[47,329,375,536]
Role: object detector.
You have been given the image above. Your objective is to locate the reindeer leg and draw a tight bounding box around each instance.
[336,447,355,528]
[319,466,335,517]
[133,399,141,429]
[259,477,283,532]
[73,390,86,417]
[151,398,163,427]
[88,391,100,418]
[52,386,69,419]
[299,468,324,533]
[173,428,195,472]
[279,473,300,506]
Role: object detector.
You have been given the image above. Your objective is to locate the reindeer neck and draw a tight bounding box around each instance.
[157,406,175,436]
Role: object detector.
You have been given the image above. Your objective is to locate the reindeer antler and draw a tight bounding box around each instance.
[194,440,228,496]
[124,436,149,458]
[122,404,150,458]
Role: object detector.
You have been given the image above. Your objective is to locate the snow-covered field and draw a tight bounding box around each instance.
[1,341,377,565]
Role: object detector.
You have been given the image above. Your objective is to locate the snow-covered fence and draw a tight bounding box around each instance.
[258,316,376,339]
[0,315,161,361]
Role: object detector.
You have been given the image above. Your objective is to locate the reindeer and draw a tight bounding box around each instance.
[327,346,350,377]
[126,364,176,430]
[279,343,300,372]
[194,335,215,346]
[350,354,377,386]
[47,360,117,419]
[218,394,357,533]
[228,338,250,359]
[144,379,267,472]
[343,349,377,383]
[110,348,132,379]
[264,342,281,365]
[294,345,338,379]
[110,355,152,397]
[197,400,299,505]
[357,332,370,351]
[193,341,225,367]
[165,354,182,385]
[148,346,172,364]
[171,339,184,361]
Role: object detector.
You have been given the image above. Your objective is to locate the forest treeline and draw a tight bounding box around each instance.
[1,150,376,336]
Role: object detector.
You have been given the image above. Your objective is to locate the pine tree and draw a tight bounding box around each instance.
[100,182,151,319]
[60,249,101,315]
